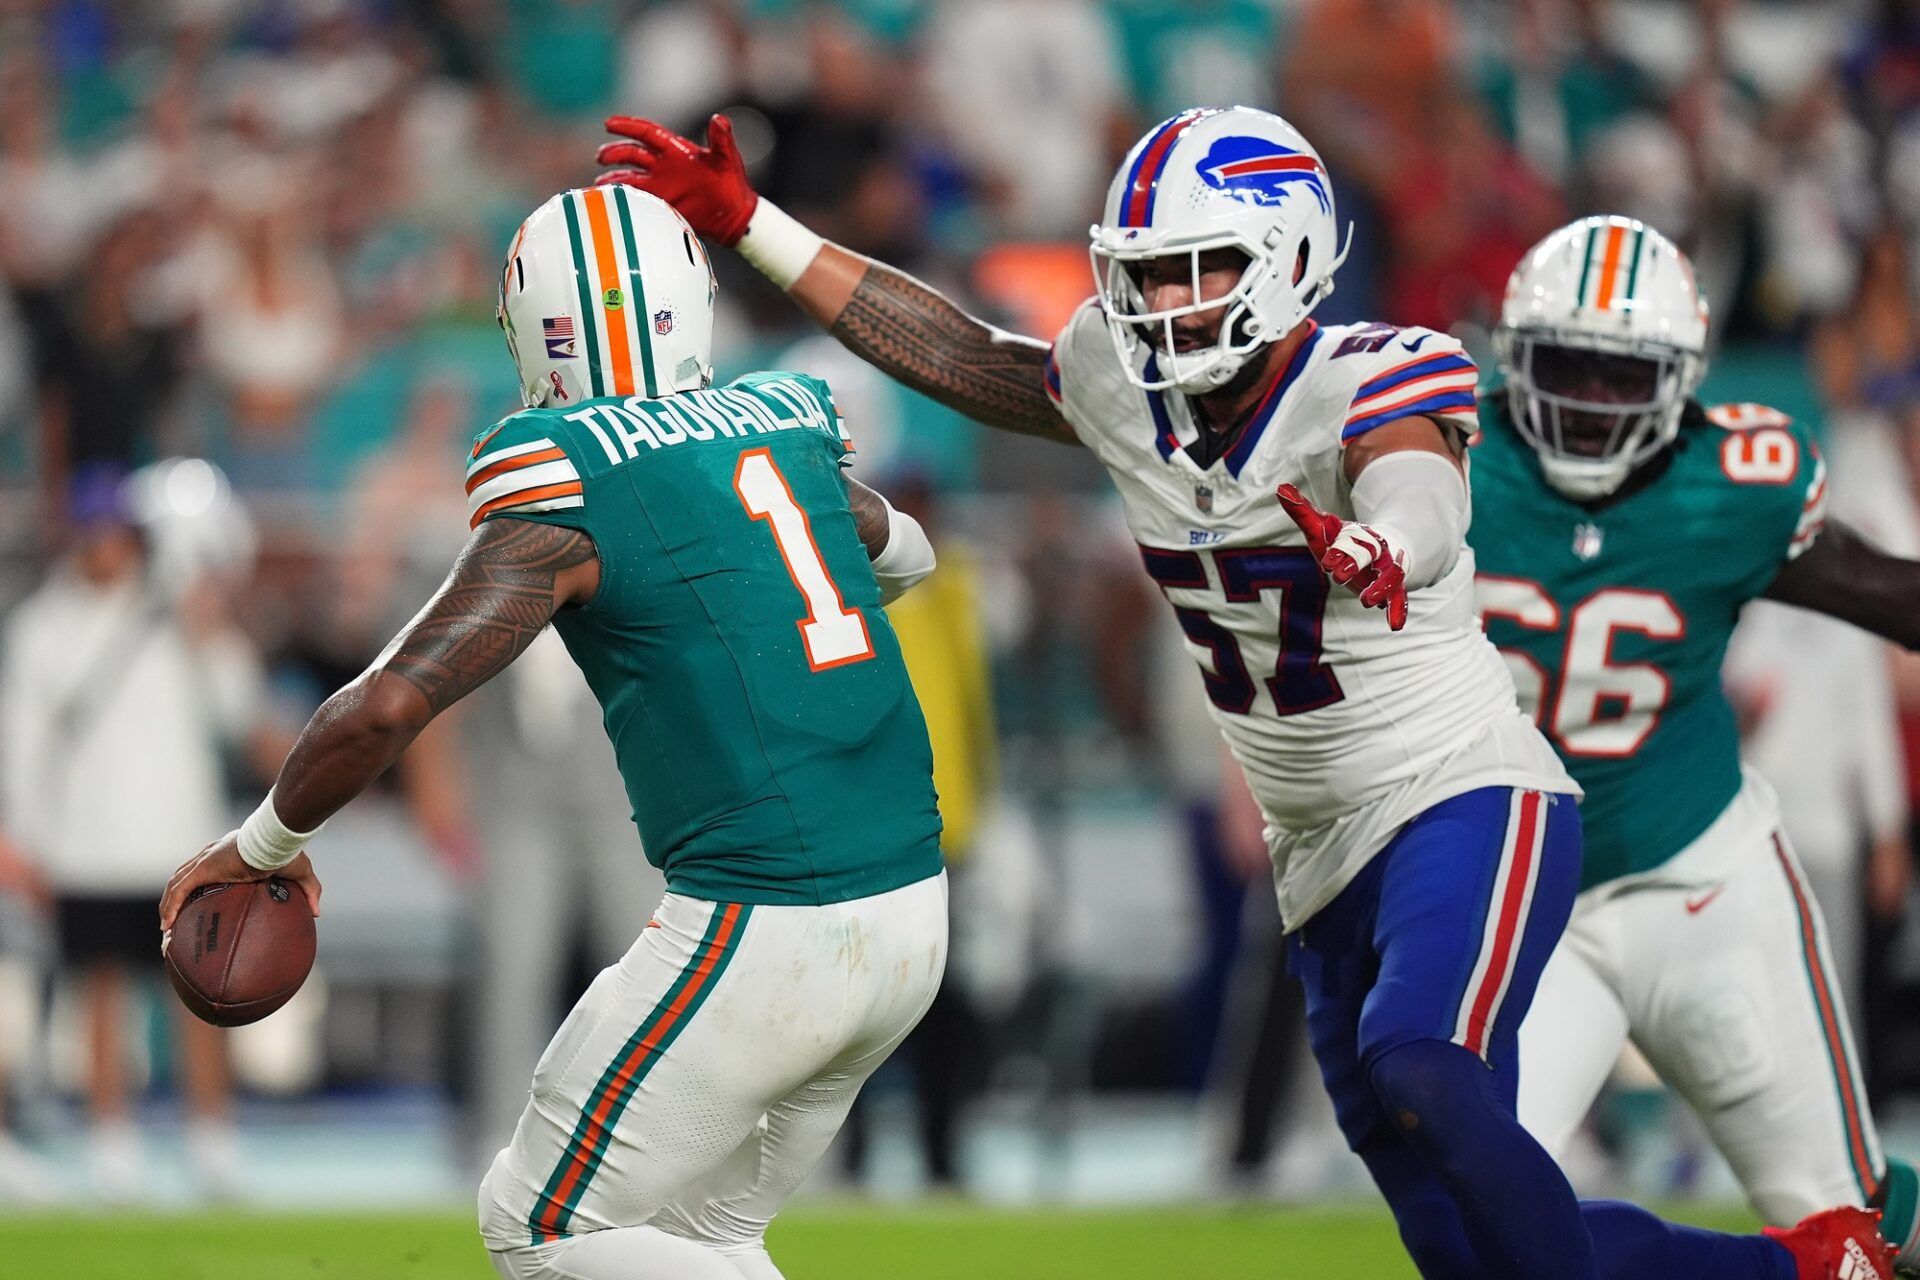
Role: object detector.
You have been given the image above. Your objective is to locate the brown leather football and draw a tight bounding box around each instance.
[165,879,316,1027]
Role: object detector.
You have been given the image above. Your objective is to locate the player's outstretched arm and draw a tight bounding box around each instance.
[846,476,936,603]
[1763,519,1920,650]
[1277,417,1470,632]
[160,520,598,928]
[596,115,1074,445]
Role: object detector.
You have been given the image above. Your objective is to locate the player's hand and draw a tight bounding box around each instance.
[160,834,322,934]
[596,114,758,246]
[1277,484,1409,631]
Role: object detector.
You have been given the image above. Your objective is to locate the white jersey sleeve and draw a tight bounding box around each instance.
[1330,324,1480,445]
[1048,314,1572,930]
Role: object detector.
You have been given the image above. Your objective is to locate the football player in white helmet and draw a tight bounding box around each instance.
[599,110,1891,1279]
[1475,215,1920,1272]
[163,185,947,1280]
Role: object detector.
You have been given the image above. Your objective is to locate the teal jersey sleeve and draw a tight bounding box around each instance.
[463,409,591,532]
[1698,401,1828,583]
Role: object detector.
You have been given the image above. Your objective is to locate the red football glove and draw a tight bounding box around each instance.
[596,114,759,247]
[1277,484,1409,632]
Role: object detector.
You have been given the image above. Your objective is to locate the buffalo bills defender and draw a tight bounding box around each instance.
[596,106,1895,1279]
[1472,215,1920,1272]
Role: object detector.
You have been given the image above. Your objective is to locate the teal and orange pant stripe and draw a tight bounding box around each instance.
[527,901,753,1244]
[1774,836,1881,1203]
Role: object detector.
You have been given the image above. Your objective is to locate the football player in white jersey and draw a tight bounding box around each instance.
[596,105,1895,1280]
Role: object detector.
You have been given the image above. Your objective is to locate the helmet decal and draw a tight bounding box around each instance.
[1119,108,1218,227]
[1196,136,1331,215]
[561,186,658,399]
[542,316,576,360]
[1574,219,1646,312]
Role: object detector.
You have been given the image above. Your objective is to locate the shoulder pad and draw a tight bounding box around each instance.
[464,410,584,529]
[1334,325,1479,443]
[732,371,849,453]
[1046,298,1109,406]
[1705,402,1793,432]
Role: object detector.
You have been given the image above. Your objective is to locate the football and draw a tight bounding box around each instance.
[165,878,317,1027]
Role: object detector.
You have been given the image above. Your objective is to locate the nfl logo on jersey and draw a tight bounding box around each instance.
[1194,483,1214,513]
[1572,521,1605,560]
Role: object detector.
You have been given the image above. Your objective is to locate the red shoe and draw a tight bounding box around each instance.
[1766,1207,1898,1280]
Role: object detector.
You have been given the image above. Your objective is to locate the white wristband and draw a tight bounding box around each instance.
[870,503,936,604]
[737,199,825,290]
[236,789,323,872]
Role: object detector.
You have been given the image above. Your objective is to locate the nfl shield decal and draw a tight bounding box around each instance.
[1572,522,1605,560]
[1194,483,1214,513]
[654,309,674,335]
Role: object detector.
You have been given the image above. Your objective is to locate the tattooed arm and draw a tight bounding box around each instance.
[595,115,1073,443]
[788,244,1075,444]
[161,518,597,926]
[270,519,599,831]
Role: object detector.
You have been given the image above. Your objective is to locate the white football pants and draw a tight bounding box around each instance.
[480,872,948,1280]
[1518,786,1881,1224]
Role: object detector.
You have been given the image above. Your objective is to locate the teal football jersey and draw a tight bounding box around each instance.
[1469,398,1826,890]
[463,372,944,906]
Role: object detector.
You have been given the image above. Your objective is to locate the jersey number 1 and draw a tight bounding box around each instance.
[734,449,875,671]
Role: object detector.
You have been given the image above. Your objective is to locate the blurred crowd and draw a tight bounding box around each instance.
[0,0,1919,1208]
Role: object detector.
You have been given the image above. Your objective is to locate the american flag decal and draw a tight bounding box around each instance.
[543,316,576,360]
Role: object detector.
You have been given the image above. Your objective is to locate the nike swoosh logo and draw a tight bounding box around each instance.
[1685,885,1726,915]
[1403,334,1431,352]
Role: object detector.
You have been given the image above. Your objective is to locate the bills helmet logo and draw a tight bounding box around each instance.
[654,308,674,335]
[1196,136,1331,215]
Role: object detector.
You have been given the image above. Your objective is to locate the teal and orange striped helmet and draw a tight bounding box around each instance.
[1494,215,1708,499]
[498,186,717,409]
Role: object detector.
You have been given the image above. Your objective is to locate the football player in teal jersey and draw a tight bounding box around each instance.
[1473,215,1920,1272]
[163,186,949,1280]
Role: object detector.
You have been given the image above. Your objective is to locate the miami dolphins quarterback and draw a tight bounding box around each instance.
[1473,215,1920,1272]
[600,108,1895,1280]
[163,185,948,1280]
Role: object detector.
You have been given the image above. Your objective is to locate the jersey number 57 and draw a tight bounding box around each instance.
[1141,546,1344,716]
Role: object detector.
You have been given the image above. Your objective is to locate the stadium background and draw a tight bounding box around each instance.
[1,0,1919,1275]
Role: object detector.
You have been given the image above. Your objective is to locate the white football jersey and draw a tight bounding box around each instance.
[1049,304,1575,928]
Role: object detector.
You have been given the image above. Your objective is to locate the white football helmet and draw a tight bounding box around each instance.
[1090,106,1350,394]
[499,186,717,408]
[1493,215,1709,499]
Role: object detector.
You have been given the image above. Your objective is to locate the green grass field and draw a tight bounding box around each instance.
[0,1203,1761,1279]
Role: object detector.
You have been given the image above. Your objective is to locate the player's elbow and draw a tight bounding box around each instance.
[339,673,435,748]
